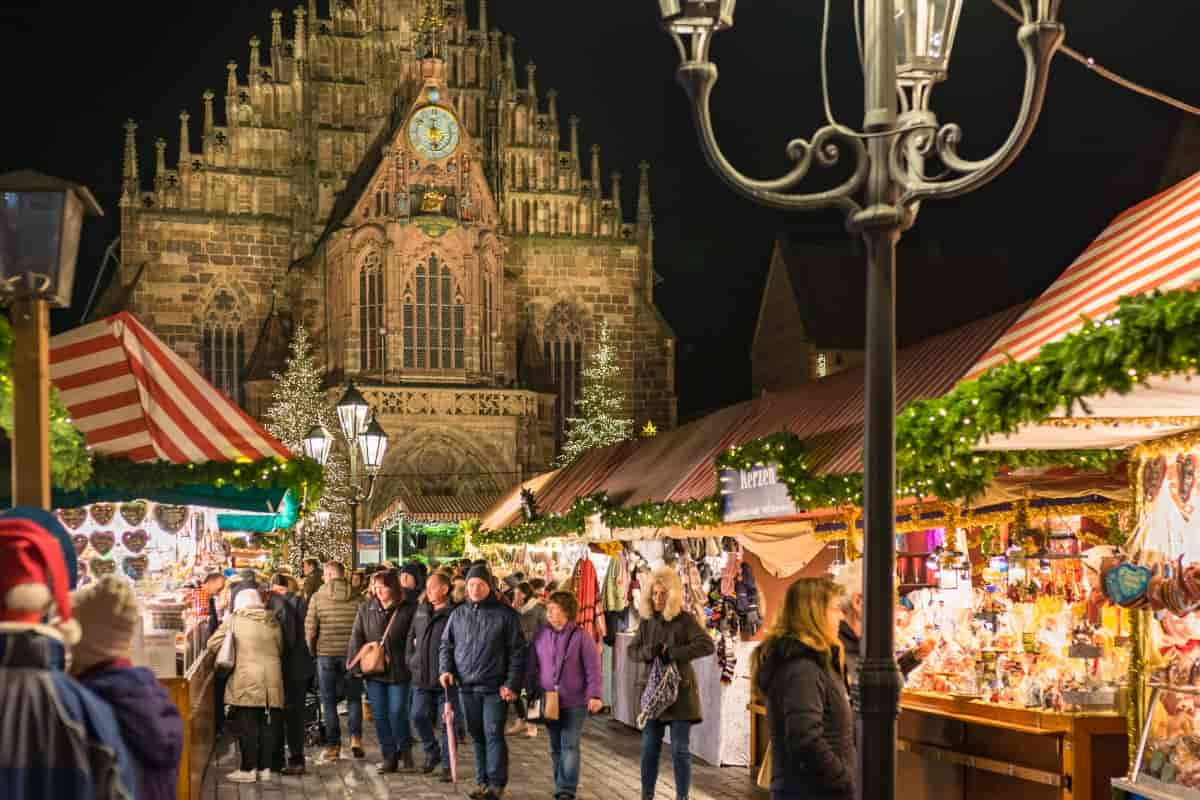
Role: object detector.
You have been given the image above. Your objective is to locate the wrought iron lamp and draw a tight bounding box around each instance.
[336,383,389,567]
[656,1,1066,796]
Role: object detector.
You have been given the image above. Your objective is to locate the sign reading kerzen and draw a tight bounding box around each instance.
[719,464,801,523]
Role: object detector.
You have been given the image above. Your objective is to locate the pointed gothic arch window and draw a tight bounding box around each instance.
[359,250,384,371]
[201,289,245,404]
[403,255,464,370]
[544,303,584,438]
[481,270,496,375]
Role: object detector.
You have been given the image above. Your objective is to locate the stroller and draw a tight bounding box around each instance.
[303,686,326,747]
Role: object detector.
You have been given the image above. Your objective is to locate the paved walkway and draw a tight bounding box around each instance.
[204,709,763,800]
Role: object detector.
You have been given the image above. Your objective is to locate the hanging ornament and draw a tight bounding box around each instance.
[90,531,115,556]
[119,501,147,527]
[89,557,117,577]
[71,534,90,556]
[155,504,189,534]
[122,555,149,581]
[122,530,148,554]
[1178,454,1196,504]
[58,508,88,530]
[89,503,115,526]
[1145,456,1168,501]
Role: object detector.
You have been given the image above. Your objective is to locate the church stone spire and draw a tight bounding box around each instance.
[568,114,580,161]
[293,6,306,62]
[178,111,190,166]
[611,171,623,221]
[590,144,601,237]
[525,61,537,106]
[249,35,262,80]
[637,161,652,224]
[478,0,487,36]
[202,89,215,135]
[546,88,557,123]
[154,138,167,196]
[121,119,139,203]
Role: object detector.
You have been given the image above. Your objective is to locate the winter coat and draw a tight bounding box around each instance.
[755,637,855,800]
[526,621,602,709]
[77,663,184,800]
[838,619,921,683]
[439,594,527,692]
[517,598,547,642]
[628,567,715,723]
[207,607,285,708]
[301,572,323,600]
[0,629,138,800]
[348,595,417,683]
[268,592,314,682]
[304,578,362,658]
[407,599,455,690]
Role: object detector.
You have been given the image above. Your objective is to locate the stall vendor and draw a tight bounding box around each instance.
[834,562,934,682]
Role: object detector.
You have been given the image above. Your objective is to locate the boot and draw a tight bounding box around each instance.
[468,786,489,799]
[439,766,452,783]
[376,754,399,774]
[486,788,505,800]
[420,754,441,774]
[397,747,416,773]
[350,736,365,759]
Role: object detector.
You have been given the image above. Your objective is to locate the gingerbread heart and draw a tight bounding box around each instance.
[89,557,117,577]
[58,508,88,530]
[122,555,149,581]
[71,534,89,556]
[1103,561,1153,607]
[1180,454,1197,504]
[1145,456,1168,501]
[155,504,189,534]
[90,531,115,556]
[122,530,148,553]
[89,503,115,527]
[119,501,147,528]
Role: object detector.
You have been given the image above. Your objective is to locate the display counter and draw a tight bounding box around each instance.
[750,691,1126,800]
[159,648,215,800]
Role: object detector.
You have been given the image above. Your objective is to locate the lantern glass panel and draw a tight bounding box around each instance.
[894,0,961,83]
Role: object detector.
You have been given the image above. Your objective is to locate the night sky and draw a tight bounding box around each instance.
[4,1,1198,422]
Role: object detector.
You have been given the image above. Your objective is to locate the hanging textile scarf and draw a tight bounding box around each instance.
[720,542,743,598]
[717,629,737,685]
[570,557,607,644]
[602,550,629,612]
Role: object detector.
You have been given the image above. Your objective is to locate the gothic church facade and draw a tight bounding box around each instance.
[102,0,676,518]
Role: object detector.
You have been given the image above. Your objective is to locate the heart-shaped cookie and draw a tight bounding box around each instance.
[122,530,148,553]
[90,531,115,556]
[122,555,149,581]
[119,501,147,528]
[1103,561,1153,607]
[1179,454,1197,504]
[1145,456,1168,501]
[89,503,115,526]
[58,508,88,530]
[155,504,189,534]
[89,557,117,577]
[71,534,90,556]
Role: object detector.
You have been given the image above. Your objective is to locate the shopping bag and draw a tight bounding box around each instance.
[637,657,681,729]
[215,626,236,675]
[756,742,773,790]
[443,689,458,784]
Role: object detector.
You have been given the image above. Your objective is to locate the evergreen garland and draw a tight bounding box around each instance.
[87,454,322,496]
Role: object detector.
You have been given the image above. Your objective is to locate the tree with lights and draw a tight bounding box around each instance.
[555,319,634,467]
[265,325,353,566]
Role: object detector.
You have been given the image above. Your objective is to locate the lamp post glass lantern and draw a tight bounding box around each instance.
[657,1,1066,797]
[336,383,386,568]
[358,415,389,474]
[302,424,332,467]
[336,382,370,443]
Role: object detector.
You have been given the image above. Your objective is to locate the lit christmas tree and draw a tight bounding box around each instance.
[264,325,352,566]
[555,319,634,467]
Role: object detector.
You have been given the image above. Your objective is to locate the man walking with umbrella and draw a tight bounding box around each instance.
[440,564,527,800]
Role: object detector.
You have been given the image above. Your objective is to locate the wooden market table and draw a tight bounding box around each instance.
[749,691,1127,800]
[159,649,216,800]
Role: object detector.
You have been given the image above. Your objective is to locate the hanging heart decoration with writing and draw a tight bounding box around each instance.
[1145,456,1168,501]
[122,530,148,554]
[122,555,149,581]
[58,508,88,530]
[89,503,115,527]
[89,557,117,577]
[1179,454,1196,505]
[119,501,147,528]
[90,531,115,556]
[1103,561,1153,608]
[71,534,90,556]
[155,504,189,534]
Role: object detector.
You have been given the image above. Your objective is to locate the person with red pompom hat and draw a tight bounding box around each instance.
[0,507,138,800]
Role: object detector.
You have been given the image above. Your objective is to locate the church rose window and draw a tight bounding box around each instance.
[404,255,464,371]
[359,250,384,371]
[544,302,583,439]
[200,289,245,404]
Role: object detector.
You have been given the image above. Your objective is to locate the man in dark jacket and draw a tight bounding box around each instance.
[268,573,314,774]
[835,561,933,686]
[407,571,455,780]
[439,564,527,800]
[301,558,323,600]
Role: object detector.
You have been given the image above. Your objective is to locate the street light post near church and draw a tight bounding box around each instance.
[655,1,1067,797]
[335,382,389,568]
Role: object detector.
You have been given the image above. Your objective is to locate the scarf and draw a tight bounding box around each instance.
[569,558,607,644]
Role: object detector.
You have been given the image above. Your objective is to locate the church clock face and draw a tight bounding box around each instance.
[408,106,460,160]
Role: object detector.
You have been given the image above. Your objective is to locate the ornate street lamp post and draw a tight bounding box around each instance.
[335,383,389,568]
[300,424,333,563]
[656,1,1066,797]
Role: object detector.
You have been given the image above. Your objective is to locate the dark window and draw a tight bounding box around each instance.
[358,251,384,371]
[404,255,464,372]
[201,289,244,404]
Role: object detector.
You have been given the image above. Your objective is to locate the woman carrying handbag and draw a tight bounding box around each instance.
[347,570,418,773]
[525,591,603,800]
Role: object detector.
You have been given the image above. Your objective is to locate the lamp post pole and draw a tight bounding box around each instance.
[348,445,361,569]
[657,2,1066,797]
[11,297,51,508]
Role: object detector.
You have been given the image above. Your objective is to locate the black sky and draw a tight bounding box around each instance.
[3,2,1198,422]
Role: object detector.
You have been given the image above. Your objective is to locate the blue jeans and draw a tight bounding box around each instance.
[365,679,412,757]
[411,686,451,762]
[545,706,587,797]
[640,719,693,800]
[316,656,362,745]
[461,689,509,788]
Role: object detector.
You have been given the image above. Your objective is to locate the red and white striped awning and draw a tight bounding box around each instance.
[49,312,293,463]
[964,171,1200,451]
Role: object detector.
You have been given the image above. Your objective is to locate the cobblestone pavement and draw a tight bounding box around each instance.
[204,709,764,800]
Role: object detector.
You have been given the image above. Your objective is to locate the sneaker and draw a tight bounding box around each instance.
[227,770,257,783]
[337,701,348,716]
[257,770,273,783]
[350,736,365,759]
[319,745,341,764]
[468,785,489,799]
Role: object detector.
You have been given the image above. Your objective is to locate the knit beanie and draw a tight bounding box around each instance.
[466,563,492,584]
[70,575,140,674]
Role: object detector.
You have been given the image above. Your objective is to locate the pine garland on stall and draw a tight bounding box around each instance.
[555,320,634,468]
[264,325,353,567]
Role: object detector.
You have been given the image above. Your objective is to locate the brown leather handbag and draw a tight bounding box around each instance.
[347,605,398,676]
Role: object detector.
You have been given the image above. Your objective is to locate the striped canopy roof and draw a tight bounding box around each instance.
[49,312,293,463]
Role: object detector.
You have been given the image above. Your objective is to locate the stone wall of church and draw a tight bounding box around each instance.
[118,209,291,369]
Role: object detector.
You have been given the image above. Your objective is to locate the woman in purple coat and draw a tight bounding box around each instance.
[526,591,604,800]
